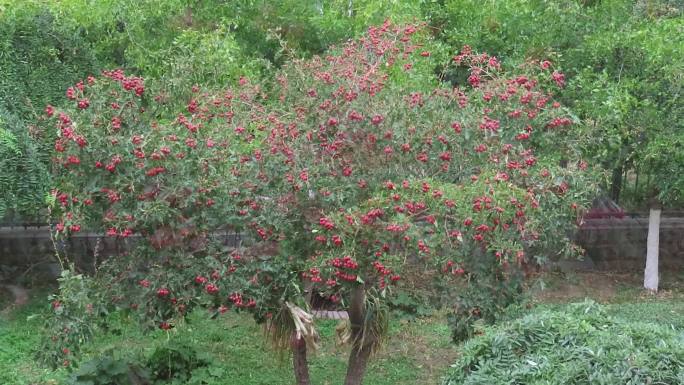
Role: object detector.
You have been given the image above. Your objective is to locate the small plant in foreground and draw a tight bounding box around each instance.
[444,300,684,385]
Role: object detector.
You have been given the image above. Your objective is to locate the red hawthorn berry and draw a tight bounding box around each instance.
[66,155,80,165]
[159,322,172,330]
[319,217,335,230]
[157,288,170,297]
[205,284,219,295]
[45,105,54,117]
[77,99,90,109]
[552,71,566,87]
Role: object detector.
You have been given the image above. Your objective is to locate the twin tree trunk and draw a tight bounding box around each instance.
[292,285,373,385]
[292,337,312,385]
[344,285,375,385]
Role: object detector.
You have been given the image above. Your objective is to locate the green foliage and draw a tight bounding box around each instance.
[68,353,149,385]
[0,1,98,219]
[38,270,109,369]
[67,342,209,385]
[444,301,684,385]
[0,110,50,220]
[388,291,433,320]
[429,0,684,207]
[447,252,525,342]
[145,342,209,384]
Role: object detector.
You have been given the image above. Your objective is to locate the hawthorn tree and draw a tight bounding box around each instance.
[43,22,596,385]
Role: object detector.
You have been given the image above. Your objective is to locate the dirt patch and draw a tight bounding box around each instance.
[380,316,457,384]
[0,284,29,313]
[0,286,13,310]
[531,270,683,304]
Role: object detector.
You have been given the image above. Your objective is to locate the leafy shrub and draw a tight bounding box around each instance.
[447,251,525,342]
[68,353,149,385]
[427,0,684,207]
[39,270,110,369]
[0,110,50,220]
[388,291,434,320]
[145,342,209,384]
[443,301,684,385]
[67,342,209,385]
[0,2,99,220]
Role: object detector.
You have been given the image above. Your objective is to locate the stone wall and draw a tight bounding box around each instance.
[576,214,684,270]
[0,226,243,279]
[1,214,683,278]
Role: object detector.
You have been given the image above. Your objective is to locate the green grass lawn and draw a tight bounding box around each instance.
[0,292,456,385]
[1,271,683,385]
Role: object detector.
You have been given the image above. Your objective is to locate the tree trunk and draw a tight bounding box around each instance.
[344,286,374,385]
[644,206,661,292]
[611,165,623,204]
[292,336,312,385]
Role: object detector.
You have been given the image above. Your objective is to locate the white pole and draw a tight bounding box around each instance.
[644,207,661,292]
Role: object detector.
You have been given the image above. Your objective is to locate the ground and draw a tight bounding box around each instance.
[0,269,682,385]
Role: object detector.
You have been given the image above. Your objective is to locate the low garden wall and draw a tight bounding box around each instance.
[1,214,683,277]
[576,214,684,270]
[0,226,243,278]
